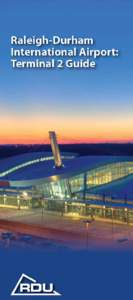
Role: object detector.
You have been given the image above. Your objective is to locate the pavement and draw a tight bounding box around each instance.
[0,208,133,250]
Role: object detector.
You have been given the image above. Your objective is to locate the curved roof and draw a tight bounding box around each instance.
[0,151,76,173]
[0,152,133,187]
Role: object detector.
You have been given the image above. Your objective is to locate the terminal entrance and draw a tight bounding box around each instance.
[0,188,133,225]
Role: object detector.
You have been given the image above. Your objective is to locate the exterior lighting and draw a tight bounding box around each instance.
[22,191,28,198]
[17,194,20,210]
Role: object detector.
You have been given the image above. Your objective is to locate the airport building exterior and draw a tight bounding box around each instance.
[0,151,133,223]
[0,133,133,224]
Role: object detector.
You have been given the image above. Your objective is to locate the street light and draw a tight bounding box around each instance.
[124,207,128,224]
[103,205,106,218]
[3,194,7,205]
[22,191,28,199]
[124,207,130,240]
[83,219,94,249]
[17,195,20,210]
[111,207,114,239]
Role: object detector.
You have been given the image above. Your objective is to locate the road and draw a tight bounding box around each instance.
[0,208,133,250]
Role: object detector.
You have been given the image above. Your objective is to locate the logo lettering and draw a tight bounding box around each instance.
[11,273,61,296]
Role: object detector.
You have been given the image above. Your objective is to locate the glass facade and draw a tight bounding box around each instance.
[1,160,133,224]
[69,174,84,193]
[35,161,133,200]
[86,162,133,188]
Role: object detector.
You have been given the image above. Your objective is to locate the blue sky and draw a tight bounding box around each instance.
[0,0,133,143]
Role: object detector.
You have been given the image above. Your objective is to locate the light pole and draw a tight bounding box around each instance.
[3,194,7,206]
[83,219,94,249]
[17,195,20,210]
[41,198,44,219]
[124,207,130,240]
[124,207,128,224]
[103,205,106,218]
[111,207,114,240]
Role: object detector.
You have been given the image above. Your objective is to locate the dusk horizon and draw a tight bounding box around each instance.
[0,0,133,145]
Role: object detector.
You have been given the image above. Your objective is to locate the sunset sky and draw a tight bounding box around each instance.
[0,0,133,144]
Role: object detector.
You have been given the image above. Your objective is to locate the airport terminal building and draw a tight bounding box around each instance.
[0,132,133,224]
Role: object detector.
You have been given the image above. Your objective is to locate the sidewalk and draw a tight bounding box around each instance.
[0,208,133,250]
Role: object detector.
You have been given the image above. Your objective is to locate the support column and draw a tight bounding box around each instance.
[83,172,87,200]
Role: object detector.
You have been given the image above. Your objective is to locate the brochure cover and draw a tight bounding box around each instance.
[0,1,133,299]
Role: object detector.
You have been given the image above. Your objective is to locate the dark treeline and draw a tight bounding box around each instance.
[0,143,133,159]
